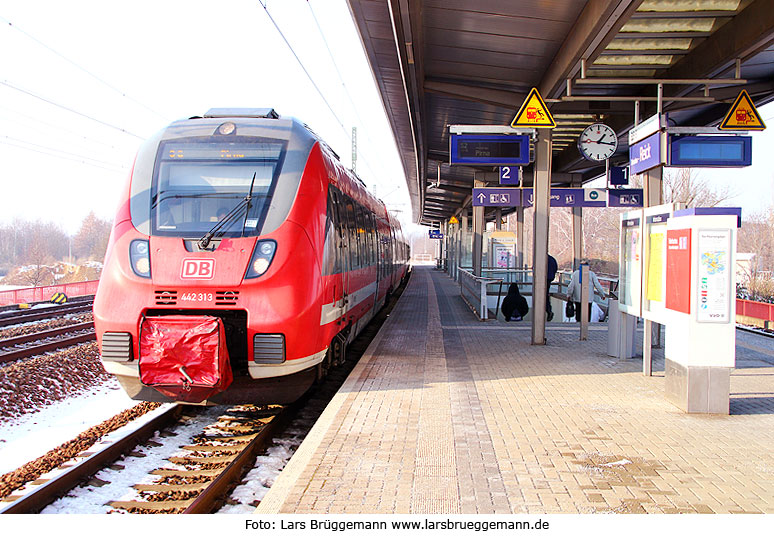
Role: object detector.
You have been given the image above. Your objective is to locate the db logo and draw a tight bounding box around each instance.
[181,259,215,279]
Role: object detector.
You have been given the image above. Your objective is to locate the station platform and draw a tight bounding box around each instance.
[256,266,774,514]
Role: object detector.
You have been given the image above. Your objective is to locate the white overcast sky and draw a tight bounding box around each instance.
[1,0,773,238]
[0,0,411,235]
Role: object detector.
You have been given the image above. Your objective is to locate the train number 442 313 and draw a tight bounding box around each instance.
[180,292,213,302]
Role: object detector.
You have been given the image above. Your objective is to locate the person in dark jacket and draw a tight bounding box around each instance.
[546,254,558,321]
[501,283,529,321]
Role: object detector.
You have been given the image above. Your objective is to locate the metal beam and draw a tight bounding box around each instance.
[531,129,551,345]
[539,0,646,100]
[662,0,774,82]
[424,79,526,109]
[387,0,426,223]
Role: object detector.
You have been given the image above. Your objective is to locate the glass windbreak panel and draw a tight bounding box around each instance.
[151,139,285,236]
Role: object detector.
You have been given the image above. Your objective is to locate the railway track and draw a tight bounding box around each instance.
[111,404,294,514]
[0,273,411,514]
[0,403,294,514]
[0,300,93,329]
[0,322,95,363]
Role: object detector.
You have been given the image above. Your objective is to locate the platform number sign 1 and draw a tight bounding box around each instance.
[499,166,519,185]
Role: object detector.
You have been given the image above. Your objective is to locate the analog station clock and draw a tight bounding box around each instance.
[577,123,618,161]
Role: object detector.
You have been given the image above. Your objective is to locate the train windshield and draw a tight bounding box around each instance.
[151,138,286,237]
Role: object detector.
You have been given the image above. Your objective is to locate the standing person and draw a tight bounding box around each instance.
[566,261,607,322]
[546,254,558,321]
[501,283,529,322]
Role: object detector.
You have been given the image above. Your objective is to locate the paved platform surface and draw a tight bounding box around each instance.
[256,266,774,514]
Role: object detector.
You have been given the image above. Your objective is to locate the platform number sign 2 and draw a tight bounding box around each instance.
[499,166,519,185]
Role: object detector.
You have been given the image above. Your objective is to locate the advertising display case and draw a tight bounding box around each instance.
[618,210,643,317]
[664,208,740,414]
[642,203,684,323]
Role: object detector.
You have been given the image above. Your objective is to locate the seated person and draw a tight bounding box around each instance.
[501,283,529,321]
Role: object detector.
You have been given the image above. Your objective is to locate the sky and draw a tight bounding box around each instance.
[1,1,773,241]
[0,0,411,236]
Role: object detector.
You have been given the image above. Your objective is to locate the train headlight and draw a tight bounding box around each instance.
[129,239,151,278]
[245,240,276,279]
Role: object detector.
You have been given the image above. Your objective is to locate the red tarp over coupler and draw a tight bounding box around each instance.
[139,316,233,403]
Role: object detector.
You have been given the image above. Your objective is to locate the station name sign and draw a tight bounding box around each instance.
[629,132,664,174]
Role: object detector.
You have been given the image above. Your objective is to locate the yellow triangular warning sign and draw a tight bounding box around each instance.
[719,90,766,130]
[511,88,555,128]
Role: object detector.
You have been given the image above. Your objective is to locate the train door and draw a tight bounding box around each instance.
[334,189,350,311]
[368,212,380,315]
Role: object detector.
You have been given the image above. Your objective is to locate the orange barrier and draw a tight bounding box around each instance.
[0,280,99,306]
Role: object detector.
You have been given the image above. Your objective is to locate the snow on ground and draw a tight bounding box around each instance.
[42,405,224,514]
[0,377,137,474]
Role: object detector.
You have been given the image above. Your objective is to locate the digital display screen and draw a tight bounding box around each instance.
[162,142,283,161]
[450,134,530,165]
[457,140,523,159]
[669,136,751,167]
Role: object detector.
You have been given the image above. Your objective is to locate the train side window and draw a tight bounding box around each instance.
[345,197,359,270]
[322,189,337,276]
[368,213,377,265]
[329,187,345,274]
[357,205,368,267]
[359,208,370,267]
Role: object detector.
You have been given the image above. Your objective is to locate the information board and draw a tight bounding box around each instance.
[641,203,683,323]
[619,211,643,316]
[696,229,732,323]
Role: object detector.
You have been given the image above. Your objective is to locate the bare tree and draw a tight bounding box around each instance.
[638,168,737,208]
[22,231,52,287]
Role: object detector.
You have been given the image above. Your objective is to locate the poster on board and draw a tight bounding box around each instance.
[646,232,664,302]
[696,229,732,323]
[618,212,643,316]
[665,229,691,314]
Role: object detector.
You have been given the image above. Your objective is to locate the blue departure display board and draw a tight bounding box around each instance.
[450,134,530,165]
[668,135,751,167]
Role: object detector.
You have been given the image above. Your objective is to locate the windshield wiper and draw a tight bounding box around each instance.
[198,173,257,250]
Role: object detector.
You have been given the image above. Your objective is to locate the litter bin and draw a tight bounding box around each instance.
[607,299,636,358]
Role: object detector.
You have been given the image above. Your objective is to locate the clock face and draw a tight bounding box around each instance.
[578,123,618,161]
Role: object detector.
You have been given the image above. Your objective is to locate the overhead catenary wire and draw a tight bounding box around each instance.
[0,105,123,153]
[258,1,348,137]
[0,16,171,123]
[0,136,128,172]
[305,0,403,199]
[0,80,145,140]
[260,1,404,206]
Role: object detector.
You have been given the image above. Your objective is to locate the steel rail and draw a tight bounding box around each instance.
[0,321,94,348]
[0,404,182,514]
[183,402,299,513]
[0,330,96,363]
[0,303,93,328]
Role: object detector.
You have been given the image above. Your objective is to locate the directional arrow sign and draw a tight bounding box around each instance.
[521,188,606,208]
[472,188,521,207]
[608,189,644,207]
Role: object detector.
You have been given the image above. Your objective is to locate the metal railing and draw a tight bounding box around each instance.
[454,265,619,322]
[0,280,99,307]
[458,268,502,320]
[736,297,774,328]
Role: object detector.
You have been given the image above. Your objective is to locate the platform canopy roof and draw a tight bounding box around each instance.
[346,0,774,224]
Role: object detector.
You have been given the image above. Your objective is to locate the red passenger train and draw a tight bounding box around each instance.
[94,108,409,404]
